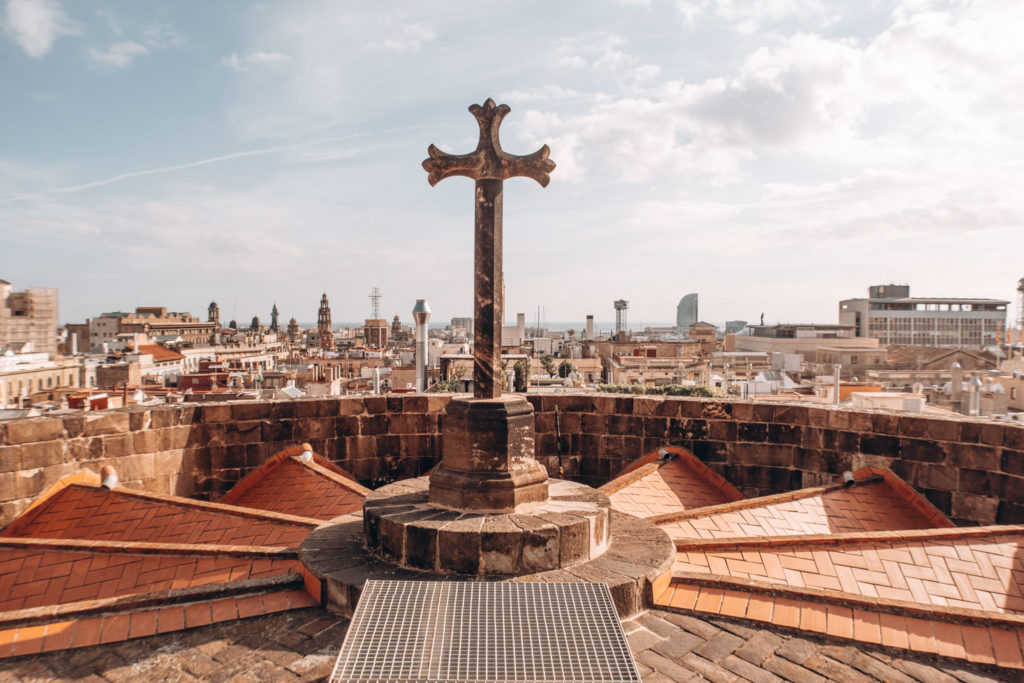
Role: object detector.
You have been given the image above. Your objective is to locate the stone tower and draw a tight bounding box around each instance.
[208,302,220,326]
[270,303,280,332]
[317,293,333,351]
[287,317,299,342]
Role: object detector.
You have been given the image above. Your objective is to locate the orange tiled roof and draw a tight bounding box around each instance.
[219,444,368,520]
[137,344,185,362]
[0,539,298,613]
[1,484,318,547]
[653,467,951,541]
[601,447,744,518]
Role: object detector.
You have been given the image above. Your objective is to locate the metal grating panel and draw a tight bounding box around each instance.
[330,580,641,683]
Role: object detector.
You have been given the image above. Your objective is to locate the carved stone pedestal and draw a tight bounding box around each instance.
[429,395,548,513]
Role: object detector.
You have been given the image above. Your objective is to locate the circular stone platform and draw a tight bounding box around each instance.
[363,478,611,575]
[300,507,674,618]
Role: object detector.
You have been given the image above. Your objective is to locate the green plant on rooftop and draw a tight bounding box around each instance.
[540,354,557,376]
[597,383,726,398]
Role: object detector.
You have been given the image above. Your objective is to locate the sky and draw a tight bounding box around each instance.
[1,0,1022,329]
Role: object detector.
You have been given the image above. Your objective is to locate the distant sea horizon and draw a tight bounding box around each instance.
[299,321,738,332]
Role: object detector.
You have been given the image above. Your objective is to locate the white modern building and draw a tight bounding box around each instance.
[839,285,1008,349]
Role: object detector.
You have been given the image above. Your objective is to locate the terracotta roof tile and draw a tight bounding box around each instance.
[0,545,298,613]
[655,469,948,540]
[2,484,315,547]
[225,457,366,520]
[604,448,743,518]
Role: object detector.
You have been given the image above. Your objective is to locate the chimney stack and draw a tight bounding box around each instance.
[412,299,431,392]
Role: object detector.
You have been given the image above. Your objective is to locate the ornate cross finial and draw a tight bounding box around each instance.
[422,98,556,187]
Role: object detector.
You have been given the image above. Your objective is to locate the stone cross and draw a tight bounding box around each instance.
[423,99,555,399]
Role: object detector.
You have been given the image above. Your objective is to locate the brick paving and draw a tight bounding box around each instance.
[222,457,365,521]
[624,609,1011,682]
[0,607,347,682]
[1,485,316,547]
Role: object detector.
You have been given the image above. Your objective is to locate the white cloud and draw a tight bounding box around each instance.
[3,0,78,57]
[677,0,833,32]
[373,22,434,53]
[499,85,583,104]
[222,51,291,73]
[87,40,148,69]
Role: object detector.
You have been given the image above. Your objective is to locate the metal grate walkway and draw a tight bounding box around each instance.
[330,580,641,683]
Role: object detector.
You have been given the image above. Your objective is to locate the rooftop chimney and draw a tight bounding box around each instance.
[412,299,431,392]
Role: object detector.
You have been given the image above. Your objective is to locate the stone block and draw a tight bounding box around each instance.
[201,404,232,423]
[149,407,178,429]
[952,493,998,525]
[363,396,387,414]
[133,429,162,454]
[18,441,65,470]
[678,400,705,418]
[918,487,951,514]
[223,420,262,446]
[768,423,802,445]
[654,400,682,418]
[533,412,554,433]
[509,514,559,573]
[917,463,958,491]
[361,414,389,436]
[950,444,1000,472]
[260,419,292,443]
[1005,426,1024,451]
[0,445,21,473]
[773,404,808,426]
[67,437,103,462]
[959,421,1002,445]
[581,413,606,434]
[537,511,590,567]
[102,433,134,459]
[1001,449,1024,477]
[859,433,899,456]
[737,422,767,442]
[163,425,192,450]
[5,418,64,445]
[154,450,185,476]
[127,409,151,431]
[337,397,364,416]
[479,515,525,575]
[437,517,483,574]
[643,417,669,439]
[608,415,642,436]
[899,438,946,463]
[83,412,130,437]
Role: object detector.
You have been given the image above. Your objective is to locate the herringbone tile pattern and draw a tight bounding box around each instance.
[228,458,364,520]
[1,486,312,548]
[674,534,1024,613]
[609,458,742,518]
[659,481,938,540]
[0,547,297,612]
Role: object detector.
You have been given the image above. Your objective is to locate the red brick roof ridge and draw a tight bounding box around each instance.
[648,480,858,526]
[59,483,324,528]
[303,458,371,496]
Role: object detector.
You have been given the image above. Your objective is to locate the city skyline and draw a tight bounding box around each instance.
[2,1,1022,325]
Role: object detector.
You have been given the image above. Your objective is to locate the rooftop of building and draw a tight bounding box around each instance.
[1,395,1023,679]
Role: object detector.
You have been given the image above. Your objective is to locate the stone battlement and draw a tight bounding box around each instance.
[1,394,1022,528]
